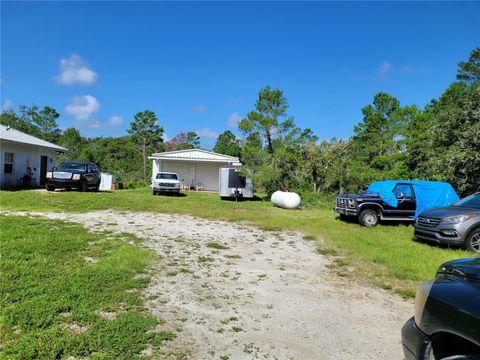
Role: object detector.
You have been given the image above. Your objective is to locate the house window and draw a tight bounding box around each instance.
[4,152,14,174]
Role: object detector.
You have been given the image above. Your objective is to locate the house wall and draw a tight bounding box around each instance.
[0,141,58,188]
[152,159,238,191]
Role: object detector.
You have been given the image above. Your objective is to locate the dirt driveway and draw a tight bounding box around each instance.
[22,210,411,359]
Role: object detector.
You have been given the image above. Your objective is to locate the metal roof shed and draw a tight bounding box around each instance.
[149,149,241,191]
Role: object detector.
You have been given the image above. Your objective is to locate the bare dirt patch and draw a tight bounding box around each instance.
[9,210,412,359]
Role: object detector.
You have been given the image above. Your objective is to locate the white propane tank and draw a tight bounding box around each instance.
[271,191,301,209]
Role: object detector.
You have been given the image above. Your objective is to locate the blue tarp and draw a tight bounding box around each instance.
[365,180,460,218]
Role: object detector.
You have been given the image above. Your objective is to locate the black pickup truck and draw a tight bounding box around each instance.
[402,257,480,360]
[334,182,416,226]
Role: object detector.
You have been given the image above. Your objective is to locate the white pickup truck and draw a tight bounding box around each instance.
[152,172,181,195]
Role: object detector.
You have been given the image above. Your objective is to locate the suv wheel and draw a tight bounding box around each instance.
[359,209,379,227]
[78,180,88,192]
[466,229,480,253]
[94,181,100,192]
[46,184,55,192]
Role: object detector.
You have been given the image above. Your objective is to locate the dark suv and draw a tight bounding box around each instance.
[335,182,417,227]
[46,161,101,192]
[402,257,480,360]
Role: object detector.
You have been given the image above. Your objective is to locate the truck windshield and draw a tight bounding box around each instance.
[156,173,178,180]
[453,194,480,209]
[57,163,87,172]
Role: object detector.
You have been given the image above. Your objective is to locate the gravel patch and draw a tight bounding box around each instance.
[5,210,412,359]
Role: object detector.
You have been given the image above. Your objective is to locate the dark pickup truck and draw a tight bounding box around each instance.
[402,257,480,360]
[334,182,416,227]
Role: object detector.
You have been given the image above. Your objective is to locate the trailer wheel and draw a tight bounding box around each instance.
[359,209,379,227]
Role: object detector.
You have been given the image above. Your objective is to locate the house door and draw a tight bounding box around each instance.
[40,156,48,186]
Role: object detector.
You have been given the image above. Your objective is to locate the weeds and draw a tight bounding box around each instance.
[0,215,169,358]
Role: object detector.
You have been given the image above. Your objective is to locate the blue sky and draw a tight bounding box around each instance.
[1,1,479,148]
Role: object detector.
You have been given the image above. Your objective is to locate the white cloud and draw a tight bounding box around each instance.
[227,112,242,127]
[56,54,98,86]
[196,128,218,139]
[65,95,100,120]
[377,61,392,78]
[3,99,13,111]
[109,115,123,127]
[193,104,207,113]
[88,120,101,129]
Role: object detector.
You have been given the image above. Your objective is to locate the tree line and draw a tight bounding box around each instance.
[1,48,478,196]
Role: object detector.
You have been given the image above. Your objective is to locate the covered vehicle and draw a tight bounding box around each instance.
[402,257,480,360]
[334,180,459,227]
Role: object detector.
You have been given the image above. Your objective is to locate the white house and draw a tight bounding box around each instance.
[149,149,241,191]
[0,124,67,188]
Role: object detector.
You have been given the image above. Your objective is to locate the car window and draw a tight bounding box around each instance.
[454,194,480,209]
[393,184,412,198]
[58,163,87,172]
[156,173,178,180]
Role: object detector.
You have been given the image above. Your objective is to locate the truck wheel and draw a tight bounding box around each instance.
[359,209,378,227]
[466,229,480,253]
[46,184,55,192]
[152,190,157,196]
[94,181,100,192]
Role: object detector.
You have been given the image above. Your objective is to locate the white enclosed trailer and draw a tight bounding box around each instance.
[219,168,253,200]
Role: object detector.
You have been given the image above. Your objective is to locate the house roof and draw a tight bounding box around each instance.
[149,149,240,164]
[0,124,68,152]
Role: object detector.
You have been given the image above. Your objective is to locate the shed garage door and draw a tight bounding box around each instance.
[195,162,221,191]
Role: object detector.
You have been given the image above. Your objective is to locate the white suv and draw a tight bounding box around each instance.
[152,172,181,195]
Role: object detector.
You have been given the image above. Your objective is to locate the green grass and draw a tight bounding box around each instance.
[206,241,229,250]
[0,215,173,359]
[0,188,471,298]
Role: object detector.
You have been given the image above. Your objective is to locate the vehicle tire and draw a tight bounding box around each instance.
[78,180,88,192]
[423,340,480,360]
[339,214,348,221]
[94,181,100,192]
[465,228,480,253]
[46,184,55,192]
[358,209,379,227]
[152,190,157,196]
